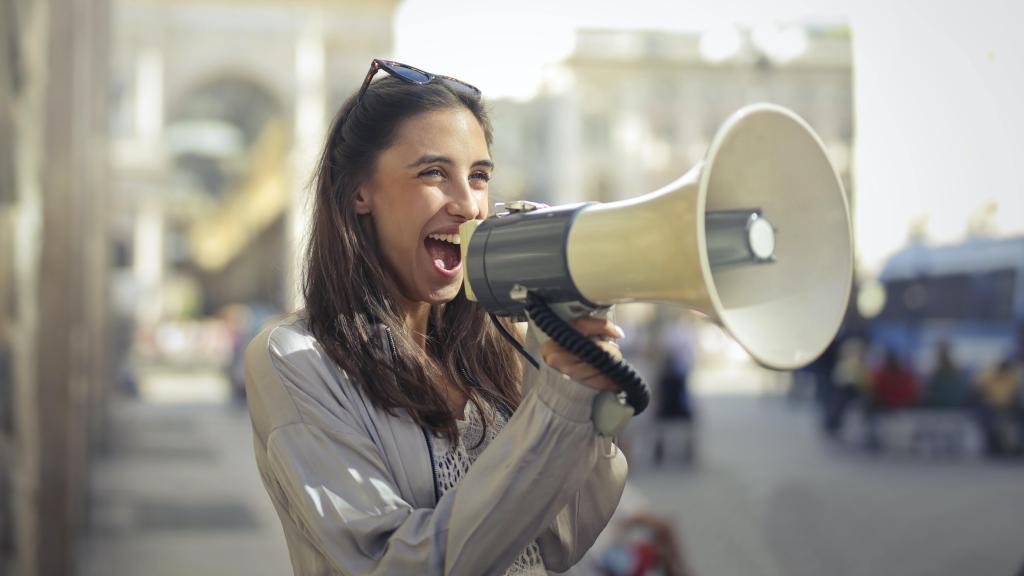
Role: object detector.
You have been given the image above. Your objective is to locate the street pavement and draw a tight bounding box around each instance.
[625,396,1024,576]
[77,371,1024,576]
[76,395,293,576]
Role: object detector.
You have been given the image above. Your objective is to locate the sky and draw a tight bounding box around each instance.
[395,0,851,100]
[394,0,1024,274]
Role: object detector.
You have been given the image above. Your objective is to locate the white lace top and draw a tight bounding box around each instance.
[428,399,546,576]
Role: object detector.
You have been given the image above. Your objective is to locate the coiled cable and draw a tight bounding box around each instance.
[523,292,650,415]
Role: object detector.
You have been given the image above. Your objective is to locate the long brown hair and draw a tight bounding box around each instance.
[302,76,522,441]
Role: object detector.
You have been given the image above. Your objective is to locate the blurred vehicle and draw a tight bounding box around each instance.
[868,235,1024,378]
[829,236,1024,454]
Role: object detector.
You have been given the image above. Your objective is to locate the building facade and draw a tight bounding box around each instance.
[110,0,400,325]
[1,1,399,574]
[491,27,853,210]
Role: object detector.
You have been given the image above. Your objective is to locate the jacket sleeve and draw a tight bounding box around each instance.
[534,438,627,572]
[248,326,621,576]
[519,326,629,572]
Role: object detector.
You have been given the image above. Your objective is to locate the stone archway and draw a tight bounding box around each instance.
[166,76,291,313]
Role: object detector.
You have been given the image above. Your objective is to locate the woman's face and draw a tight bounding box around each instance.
[357,106,491,307]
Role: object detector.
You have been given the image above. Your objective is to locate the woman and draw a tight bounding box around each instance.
[244,59,629,575]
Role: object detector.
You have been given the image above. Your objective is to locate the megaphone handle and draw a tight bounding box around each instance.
[523,293,651,417]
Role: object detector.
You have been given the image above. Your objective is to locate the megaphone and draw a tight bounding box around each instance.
[459,103,852,374]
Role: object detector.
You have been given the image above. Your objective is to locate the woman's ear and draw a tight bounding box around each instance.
[354,186,372,215]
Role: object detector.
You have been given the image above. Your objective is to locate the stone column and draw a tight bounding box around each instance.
[288,12,326,310]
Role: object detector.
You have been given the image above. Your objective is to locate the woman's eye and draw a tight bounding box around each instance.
[471,171,491,182]
[419,168,444,178]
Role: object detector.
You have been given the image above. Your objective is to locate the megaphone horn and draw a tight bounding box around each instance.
[460,103,853,372]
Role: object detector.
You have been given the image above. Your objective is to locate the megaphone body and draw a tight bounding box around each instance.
[459,103,853,371]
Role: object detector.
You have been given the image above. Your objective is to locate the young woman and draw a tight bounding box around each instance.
[244,59,628,575]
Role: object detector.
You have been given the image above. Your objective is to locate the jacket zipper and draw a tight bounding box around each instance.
[385,325,441,505]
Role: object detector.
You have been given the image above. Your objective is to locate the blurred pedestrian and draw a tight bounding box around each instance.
[824,337,870,436]
[923,341,970,408]
[792,335,840,404]
[610,304,659,464]
[864,348,919,450]
[219,303,253,404]
[974,355,1022,456]
[653,319,697,465]
[1014,322,1024,453]
[870,348,920,408]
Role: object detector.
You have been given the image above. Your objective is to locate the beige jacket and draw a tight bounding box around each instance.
[244,313,628,575]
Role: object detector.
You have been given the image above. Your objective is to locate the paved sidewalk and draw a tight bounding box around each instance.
[76,377,1024,576]
[76,396,292,576]
[626,397,1024,576]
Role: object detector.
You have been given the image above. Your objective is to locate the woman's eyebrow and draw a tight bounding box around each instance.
[407,154,452,168]
[406,155,494,170]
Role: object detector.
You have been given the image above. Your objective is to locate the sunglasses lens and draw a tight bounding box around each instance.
[442,79,481,97]
[392,65,431,83]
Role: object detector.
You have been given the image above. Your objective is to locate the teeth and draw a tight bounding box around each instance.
[428,233,461,245]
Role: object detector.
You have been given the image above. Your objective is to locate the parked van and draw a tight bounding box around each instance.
[868,235,1023,378]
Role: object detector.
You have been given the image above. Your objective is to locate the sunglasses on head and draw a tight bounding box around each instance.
[355,58,482,105]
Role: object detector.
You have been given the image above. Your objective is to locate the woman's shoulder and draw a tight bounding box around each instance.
[245,312,326,384]
[244,310,364,438]
[250,311,316,356]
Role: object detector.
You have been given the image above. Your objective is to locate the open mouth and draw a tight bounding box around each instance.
[425,232,462,274]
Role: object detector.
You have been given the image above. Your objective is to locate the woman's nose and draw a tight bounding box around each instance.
[447,182,481,220]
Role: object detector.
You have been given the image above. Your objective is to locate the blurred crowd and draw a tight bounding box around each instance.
[813,332,1024,456]
[118,301,283,402]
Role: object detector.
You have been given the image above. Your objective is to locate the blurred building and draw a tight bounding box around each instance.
[2,1,400,574]
[1,0,113,575]
[491,27,853,207]
[486,27,853,377]
[109,0,399,328]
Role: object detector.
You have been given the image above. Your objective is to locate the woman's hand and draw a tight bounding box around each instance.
[540,316,625,391]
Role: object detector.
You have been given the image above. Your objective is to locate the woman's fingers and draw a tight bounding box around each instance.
[541,330,623,367]
[540,319,625,391]
[542,340,622,371]
[564,316,625,340]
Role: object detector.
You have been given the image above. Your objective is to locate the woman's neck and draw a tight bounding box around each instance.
[396,297,465,417]
[399,299,431,350]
